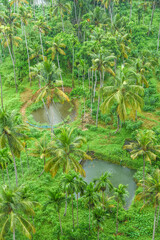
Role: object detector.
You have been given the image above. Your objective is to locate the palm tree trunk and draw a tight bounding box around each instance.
[93,70,97,102]
[60,11,65,32]
[13,228,16,240]
[24,27,31,86]
[58,210,63,235]
[89,205,91,231]
[77,193,79,226]
[143,154,145,203]
[6,167,11,187]
[64,193,67,216]
[10,148,18,187]
[20,155,24,177]
[129,0,132,21]
[153,205,158,240]
[96,71,102,127]
[42,98,53,138]
[148,0,156,35]
[97,226,99,240]
[71,194,74,229]
[116,201,119,235]
[25,145,30,170]
[91,70,93,115]
[57,54,64,91]
[73,0,78,23]
[1,170,5,184]
[156,204,160,228]
[157,24,160,51]
[0,74,3,109]
[5,35,18,92]
[39,30,44,61]
[72,47,75,88]
[115,114,120,133]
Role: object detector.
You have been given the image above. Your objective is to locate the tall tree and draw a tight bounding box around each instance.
[45,126,92,177]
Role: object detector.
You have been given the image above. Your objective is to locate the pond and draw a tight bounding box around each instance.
[32,101,77,126]
[83,159,136,208]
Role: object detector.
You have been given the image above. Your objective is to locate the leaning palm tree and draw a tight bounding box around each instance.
[124,130,160,195]
[0,185,38,240]
[136,169,160,240]
[44,126,92,177]
[0,108,28,186]
[94,172,113,205]
[30,134,53,176]
[100,65,144,132]
[114,184,128,236]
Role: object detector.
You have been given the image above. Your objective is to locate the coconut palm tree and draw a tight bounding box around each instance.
[30,134,54,176]
[136,169,160,240]
[0,108,28,186]
[100,65,144,132]
[83,182,100,230]
[51,0,71,32]
[75,174,87,225]
[0,185,38,240]
[61,172,77,228]
[18,7,32,85]
[34,17,50,61]
[0,148,12,186]
[45,189,65,235]
[114,184,128,236]
[124,130,160,197]
[94,172,113,205]
[47,36,66,89]
[0,25,21,92]
[44,126,92,177]
[93,206,106,240]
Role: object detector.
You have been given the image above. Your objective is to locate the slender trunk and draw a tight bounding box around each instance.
[157,24,160,51]
[57,54,64,91]
[93,70,97,102]
[25,145,30,170]
[73,0,78,23]
[71,194,74,229]
[143,154,145,203]
[13,228,15,240]
[60,11,64,32]
[5,35,18,92]
[115,114,120,133]
[97,226,99,240]
[129,0,132,21]
[39,30,44,61]
[148,1,156,35]
[58,210,63,235]
[0,75,3,109]
[20,155,24,177]
[96,71,102,127]
[6,167,11,187]
[91,69,93,115]
[1,170,5,184]
[89,205,91,231]
[64,193,67,216]
[116,201,119,235]
[153,205,158,240]
[77,193,79,226]
[24,27,31,86]
[10,148,18,187]
[156,204,160,228]
[72,47,75,88]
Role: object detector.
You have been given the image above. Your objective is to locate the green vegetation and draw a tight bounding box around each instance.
[1,0,160,239]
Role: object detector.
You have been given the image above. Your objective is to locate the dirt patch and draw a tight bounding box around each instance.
[138,111,160,129]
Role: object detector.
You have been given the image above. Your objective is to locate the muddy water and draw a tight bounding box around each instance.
[83,159,136,208]
[32,101,77,125]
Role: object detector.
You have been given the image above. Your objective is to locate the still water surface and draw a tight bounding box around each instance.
[32,101,77,125]
[83,159,136,208]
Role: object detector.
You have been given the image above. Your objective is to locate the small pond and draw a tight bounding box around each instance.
[83,159,136,208]
[32,101,77,126]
